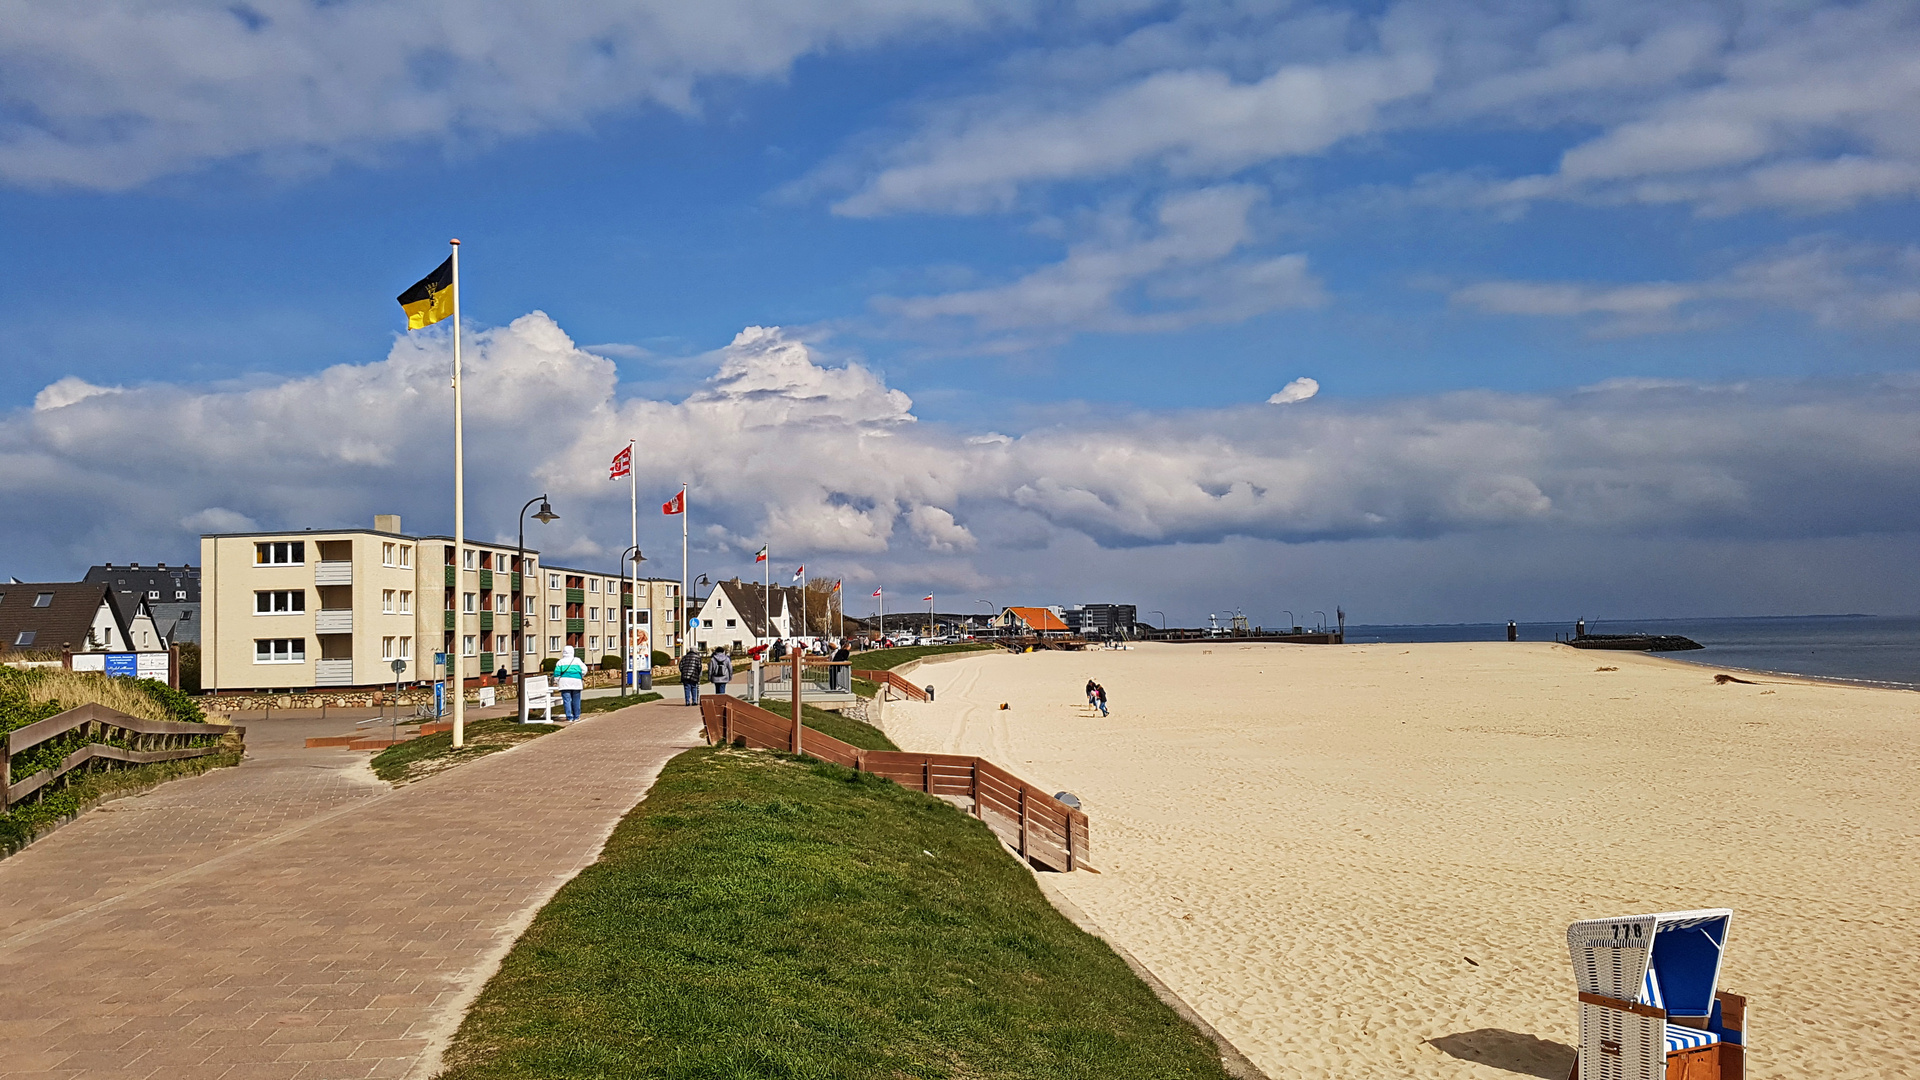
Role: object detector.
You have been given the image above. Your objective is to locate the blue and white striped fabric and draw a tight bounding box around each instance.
[1640,966,1664,1009]
[1665,1025,1719,1052]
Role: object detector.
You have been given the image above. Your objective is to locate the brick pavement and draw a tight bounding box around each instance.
[0,701,704,1079]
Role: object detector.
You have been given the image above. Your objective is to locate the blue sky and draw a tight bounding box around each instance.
[3,1,1917,623]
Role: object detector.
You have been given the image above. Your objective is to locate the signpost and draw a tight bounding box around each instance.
[433,651,447,719]
[389,658,407,742]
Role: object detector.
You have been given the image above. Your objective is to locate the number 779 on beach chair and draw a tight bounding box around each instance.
[1566,909,1747,1080]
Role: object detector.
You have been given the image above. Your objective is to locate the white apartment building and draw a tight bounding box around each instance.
[538,563,683,666]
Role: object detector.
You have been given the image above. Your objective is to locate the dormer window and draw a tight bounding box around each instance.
[34,592,53,607]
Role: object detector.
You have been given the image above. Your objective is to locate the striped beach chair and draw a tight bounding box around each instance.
[1566,909,1747,1080]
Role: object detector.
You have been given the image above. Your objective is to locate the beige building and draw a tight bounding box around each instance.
[202,516,683,692]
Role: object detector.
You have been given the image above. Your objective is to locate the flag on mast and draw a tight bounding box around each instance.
[872,588,882,597]
[793,566,804,581]
[661,490,684,515]
[609,445,631,479]
[755,546,768,563]
[396,257,455,329]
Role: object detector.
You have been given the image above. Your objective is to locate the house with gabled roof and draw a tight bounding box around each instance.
[1001,606,1070,636]
[0,581,167,657]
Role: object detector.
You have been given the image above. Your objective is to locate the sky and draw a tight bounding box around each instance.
[2,0,1917,626]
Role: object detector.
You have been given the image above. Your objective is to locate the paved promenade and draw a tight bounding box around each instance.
[0,702,703,1079]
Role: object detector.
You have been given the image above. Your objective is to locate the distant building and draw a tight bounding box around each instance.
[1079,603,1138,638]
[1001,606,1070,636]
[85,562,200,644]
[692,579,844,652]
[539,562,682,663]
[0,581,167,656]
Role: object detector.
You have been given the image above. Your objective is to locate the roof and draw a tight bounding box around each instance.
[1004,606,1069,632]
[86,563,201,604]
[0,582,115,654]
[697,579,830,637]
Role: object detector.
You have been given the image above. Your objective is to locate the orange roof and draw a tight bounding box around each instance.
[1004,606,1068,631]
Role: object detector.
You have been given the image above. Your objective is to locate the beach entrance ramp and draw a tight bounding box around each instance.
[1567,909,1746,1080]
[700,695,1089,872]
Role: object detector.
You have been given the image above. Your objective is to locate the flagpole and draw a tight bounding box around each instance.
[763,547,770,647]
[626,439,636,690]
[450,238,465,750]
[679,483,687,659]
[800,571,807,647]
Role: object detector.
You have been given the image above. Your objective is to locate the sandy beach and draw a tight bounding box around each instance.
[881,642,1919,1079]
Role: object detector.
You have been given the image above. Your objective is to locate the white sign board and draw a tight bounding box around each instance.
[478,686,497,707]
[69,652,169,681]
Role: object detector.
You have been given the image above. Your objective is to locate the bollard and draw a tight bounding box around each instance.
[925,685,935,701]
[1507,620,1518,642]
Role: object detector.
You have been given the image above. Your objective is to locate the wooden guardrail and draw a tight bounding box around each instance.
[851,669,929,701]
[2,703,241,810]
[700,696,1088,872]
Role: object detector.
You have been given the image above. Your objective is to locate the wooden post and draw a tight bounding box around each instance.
[169,643,180,690]
[969,760,980,817]
[1064,808,1075,871]
[923,759,931,793]
[790,649,802,755]
[1017,786,1028,856]
[1,731,10,811]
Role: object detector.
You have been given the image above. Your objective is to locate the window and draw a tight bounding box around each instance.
[34,592,53,608]
[496,634,509,653]
[254,638,304,663]
[383,636,396,659]
[254,590,305,614]
[549,604,561,620]
[588,579,599,593]
[463,549,476,570]
[589,635,600,651]
[463,635,477,656]
[588,607,599,622]
[524,597,536,615]
[382,589,396,613]
[397,545,412,568]
[382,542,396,566]
[14,631,35,647]
[255,541,304,565]
[463,593,477,614]
[548,635,561,651]
[399,637,412,659]
[524,638,537,654]
[398,591,412,614]
[726,618,737,628]
[548,573,560,589]
[147,589,160,600]
[174,590,188,600]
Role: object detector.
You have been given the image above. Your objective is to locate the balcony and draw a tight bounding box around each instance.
[480,652,494,675]
[479,611,494,633]
[444,611,455,630]
[445,566,456,587]
[565,588,585,604]
[314,561,352,586]
[511,572,522,592]
[510,613,524,632]
[566,618,585,633]
[314,609,353,634]
[479,568,493,590]
[314,659,353,686]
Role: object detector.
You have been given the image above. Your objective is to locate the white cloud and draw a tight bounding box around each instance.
[33,376,121,411]
[0,0,1027,189]
[1451,239,1920,335]
[1268,378,1319,405]
[4,311,1918,590]
[873,185,1325,342]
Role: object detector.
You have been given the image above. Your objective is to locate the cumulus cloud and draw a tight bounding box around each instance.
[33,376,121,411]
[1268,378,1319,405]
[872,185,1325,343]
[0,0,1025,189]
[1451,240,1920,335]
[4,311,1918,590]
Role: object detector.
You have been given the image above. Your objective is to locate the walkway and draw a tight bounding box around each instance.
[0,701,703,1079]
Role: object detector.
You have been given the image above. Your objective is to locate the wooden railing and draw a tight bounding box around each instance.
[2,703,242,810]
[851,669,929,701]
[700,696,1088,872]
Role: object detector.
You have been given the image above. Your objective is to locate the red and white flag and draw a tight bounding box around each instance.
[661,490,684,515]
[793,566,805,581]
[923,595,934,602]
[609,444,631,479]
[755,546,768,563]
[872,588,882,597]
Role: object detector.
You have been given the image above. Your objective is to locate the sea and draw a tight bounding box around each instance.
[1343,615,1920,691]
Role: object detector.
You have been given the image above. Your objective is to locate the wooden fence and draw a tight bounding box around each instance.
[3,703,241,810]
[851,668,929,701]
[700,695,1088,873]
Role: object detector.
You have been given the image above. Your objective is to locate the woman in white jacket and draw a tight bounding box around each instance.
[552,645,586,722]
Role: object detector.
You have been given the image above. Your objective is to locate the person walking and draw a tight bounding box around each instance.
[677,647,703,706]
[832,641,851,692]
[1085,679,1098,709]
[552,646,586,723]
[1092,682,1109,717]
[709,647,733,698]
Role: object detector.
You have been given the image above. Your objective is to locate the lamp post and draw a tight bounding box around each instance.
[1282,610,1295,634]
[1150,610,1166,638]
[976,599,995,638]
[621,544,645,693]
[517,495,558,724]
[1313,610,1327,632]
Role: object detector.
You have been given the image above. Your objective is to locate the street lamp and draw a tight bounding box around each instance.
[1313,610,1327,632]
[976,598,996,636]
[517,494,558,724]
[1282,610,1295,633]
[621,545,645,693]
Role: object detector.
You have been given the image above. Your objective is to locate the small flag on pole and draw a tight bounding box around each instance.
[832,580,841,592]
[755,546,768,563]
[923,595,934,602]
[793,566,804,581]
[396,257,455,329]
[872,588,882,597]
[609,445,631,479]
[661,491,684,515]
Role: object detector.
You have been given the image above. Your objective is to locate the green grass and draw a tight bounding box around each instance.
[369,718,561,783]
[754,697,899,751]
[581,692,664,715]
[851,642,995,671]
[438,748,1235,1080]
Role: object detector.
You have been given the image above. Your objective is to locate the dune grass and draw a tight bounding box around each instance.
[754,697,899,751]
[438,747,1235,1080]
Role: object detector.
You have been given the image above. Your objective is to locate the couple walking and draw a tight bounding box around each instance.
[1084,679,1109,717]
[678,648,734,706]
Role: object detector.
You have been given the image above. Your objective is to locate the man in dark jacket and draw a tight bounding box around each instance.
[677,648,702,706]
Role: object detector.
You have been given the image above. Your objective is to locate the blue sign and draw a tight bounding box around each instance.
[103,654,138,678]
[434,681,445,718]
[434,651,447,667]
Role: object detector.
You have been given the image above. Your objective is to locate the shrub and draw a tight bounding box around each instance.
[599,654,622,670]
[177,641,202,693]
[540,657,557,674]
[652,649,671,668]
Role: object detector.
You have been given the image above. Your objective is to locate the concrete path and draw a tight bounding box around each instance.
[0,701,704,1079]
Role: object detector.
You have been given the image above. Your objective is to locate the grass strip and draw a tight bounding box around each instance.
[754,697,899,751]
[370,718,561,784]
[439,747,1235,1080]
[581,692,664,715]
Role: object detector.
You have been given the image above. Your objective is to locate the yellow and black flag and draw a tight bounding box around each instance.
[397,256,455,329]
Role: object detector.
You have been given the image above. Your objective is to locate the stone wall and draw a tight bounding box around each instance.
[198,668,626,711]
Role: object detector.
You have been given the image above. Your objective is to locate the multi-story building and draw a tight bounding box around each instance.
[536,563,683,667]
[84,562,201,644]
[201,516,686,693]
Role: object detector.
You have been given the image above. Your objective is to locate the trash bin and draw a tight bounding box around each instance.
[637,670,653,691]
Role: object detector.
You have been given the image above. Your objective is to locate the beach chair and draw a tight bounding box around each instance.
[1566,909,1746,1080]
